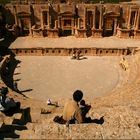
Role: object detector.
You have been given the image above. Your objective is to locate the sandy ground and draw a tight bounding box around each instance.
[13,56,121,101]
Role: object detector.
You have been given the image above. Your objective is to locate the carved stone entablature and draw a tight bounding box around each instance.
[103,11,120,18]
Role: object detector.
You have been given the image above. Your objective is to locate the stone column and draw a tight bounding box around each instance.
[78,18,80,29]
[92,9,95,29]
[127,8,131,29]
[58,16,61,28]
[99,5,103,29]
[54,20,58,29]
[61,19,64,30]
[74,18,78,36]
[40,12,44,29]
[71,18,74,35]
[83,7,86,29]
[131,48,136,55]
[47,11,50,28]
[135,8,140,30]
[29,18,32,36]
[134,10,138,28]
[13,6,18,25]
[113,19,117,35]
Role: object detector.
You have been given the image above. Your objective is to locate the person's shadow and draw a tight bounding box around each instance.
[85,116,104,125]
[0,124,27,139]
[0,107,31,139]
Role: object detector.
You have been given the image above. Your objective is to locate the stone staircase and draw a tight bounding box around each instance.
[1,52,140,139]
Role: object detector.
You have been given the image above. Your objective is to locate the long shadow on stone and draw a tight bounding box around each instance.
[20,89,33,93]
[13,107,32,125]
[2,56,29,98]
[85,116,104,125]
[0,124,27,139]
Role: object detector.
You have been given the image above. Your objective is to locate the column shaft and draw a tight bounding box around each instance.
[83,8,86,29]
[71,19,74,35]
[58,16,61,28]
[14,6,18,25]
[127,8,131,29]
[40,12,44,29]
[113,19,117,35]
[78,18,80,28]
[99,5,103,29]
[136,8,140,30]
[47,11,50,28]
[29,19,32,36]
[54,20,58,28]
[134,10,138,28]
[92,9,95,29]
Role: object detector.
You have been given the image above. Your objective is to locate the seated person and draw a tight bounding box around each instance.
[0,87,20,116]
[80,100,91,122]
[62,90,84,124]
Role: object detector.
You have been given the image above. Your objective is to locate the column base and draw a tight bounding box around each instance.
[134,30,140,39]
[76,28,87,38]
[92,29,103,38]
[116,28,130,38]
[47,28,59,38]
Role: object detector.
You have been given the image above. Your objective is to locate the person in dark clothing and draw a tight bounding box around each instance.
[0,87,20,116]
[80,99,91,122]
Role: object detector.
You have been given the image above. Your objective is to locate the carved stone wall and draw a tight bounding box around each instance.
[11,47,136,56]
[2,1,140,38]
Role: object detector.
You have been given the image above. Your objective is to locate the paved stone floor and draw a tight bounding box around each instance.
[13,56,121,101]
[10,36,140,49]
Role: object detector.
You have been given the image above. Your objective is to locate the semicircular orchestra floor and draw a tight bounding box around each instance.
[14,56,122,101]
